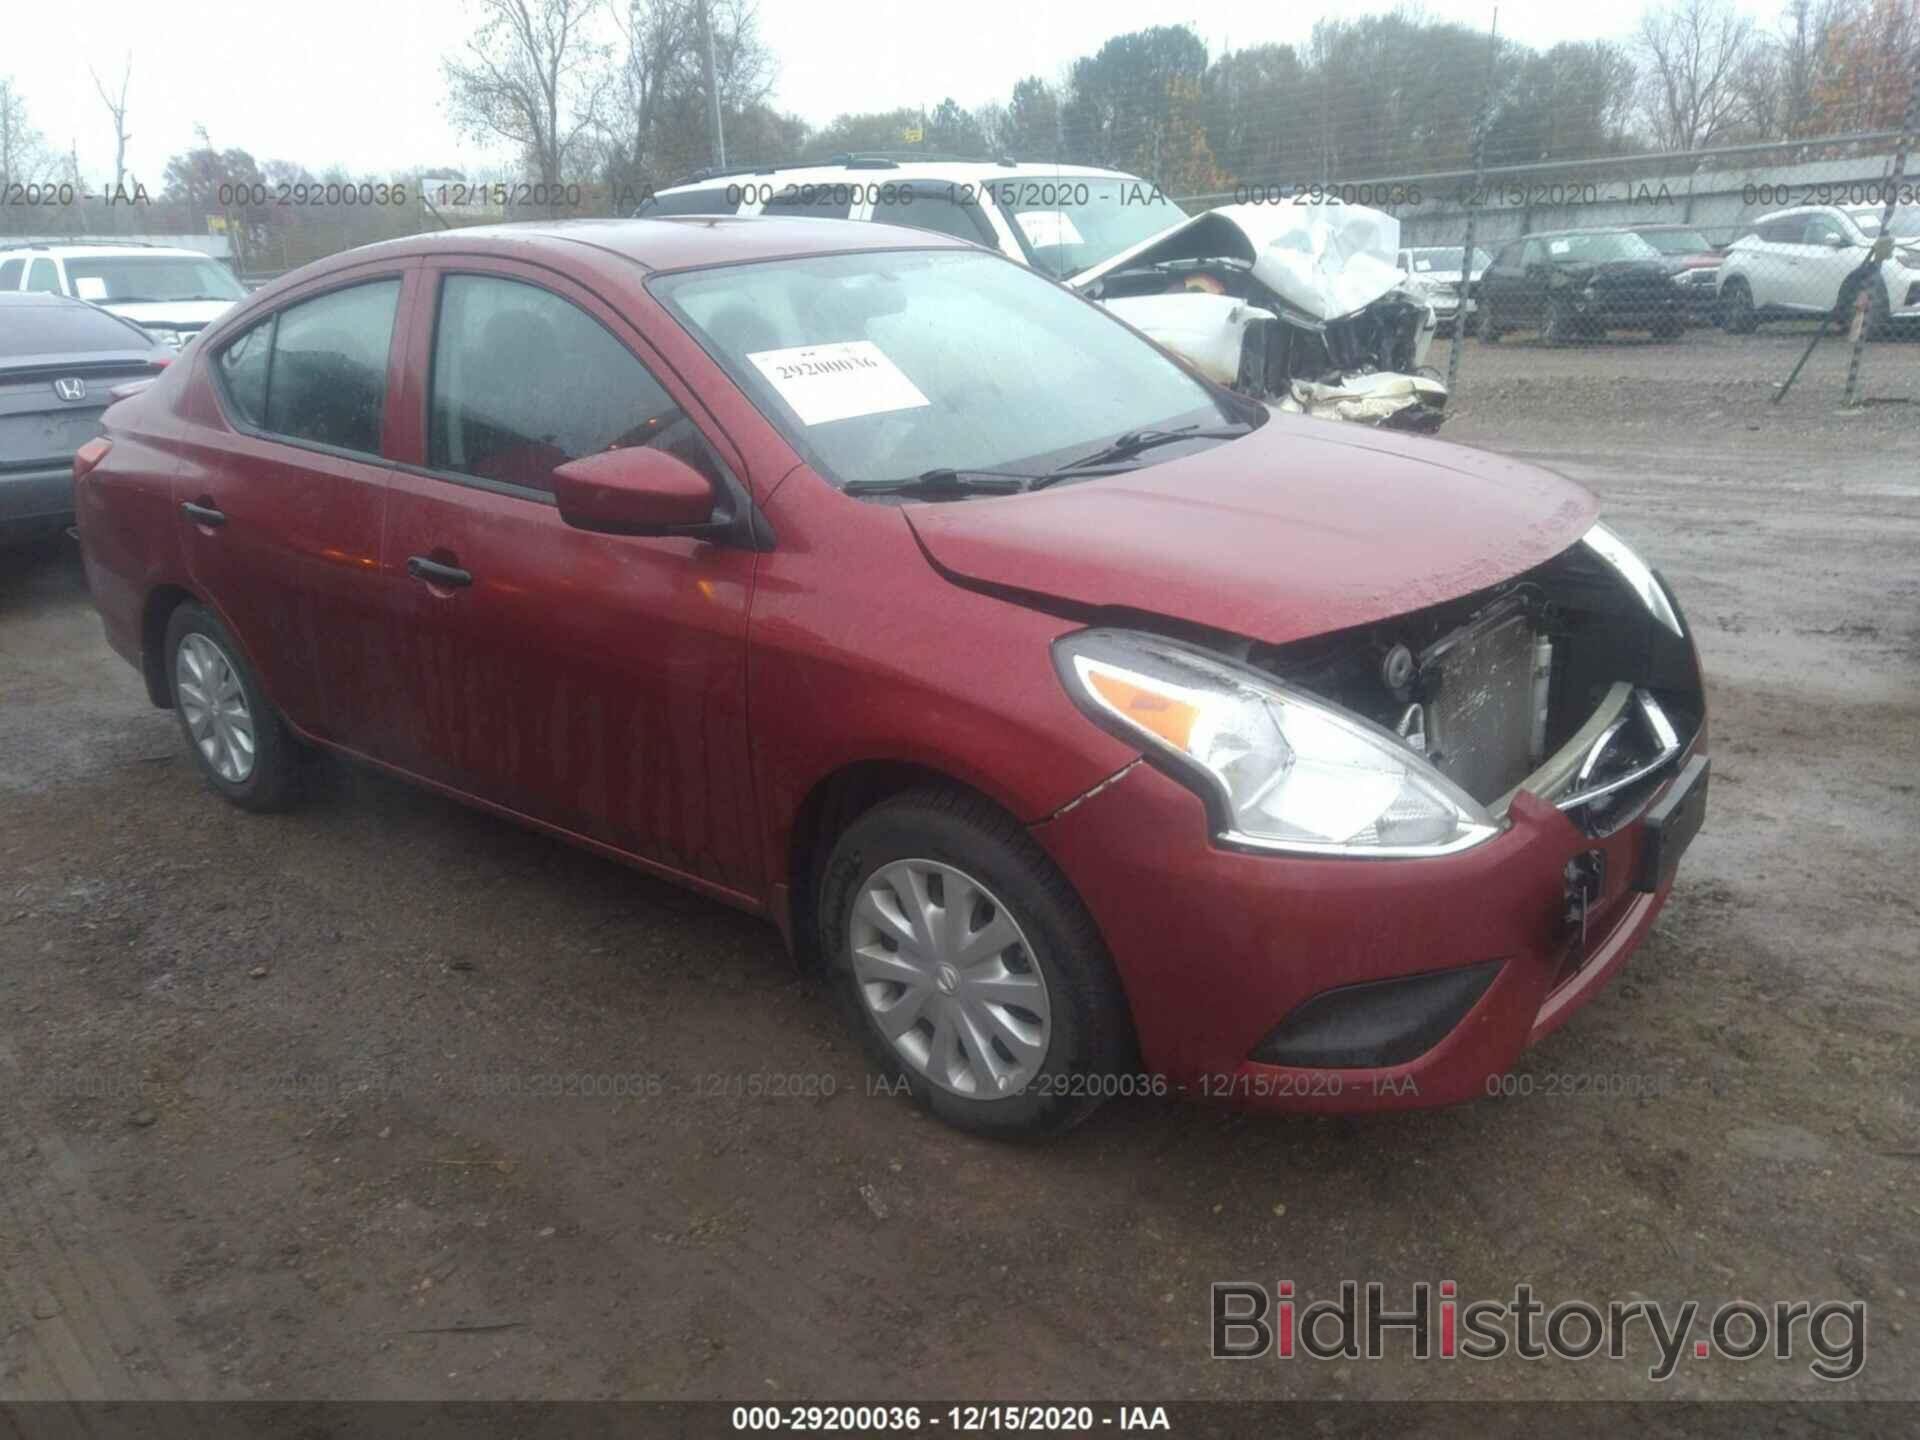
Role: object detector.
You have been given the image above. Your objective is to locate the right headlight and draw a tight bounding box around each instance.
[1054,629,1501,858]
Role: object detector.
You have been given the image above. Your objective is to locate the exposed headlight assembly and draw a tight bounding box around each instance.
[1581,521,1682,636]
[1054,629,1501,858]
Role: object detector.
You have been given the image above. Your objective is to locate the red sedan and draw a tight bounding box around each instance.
[74,217,1708,1136]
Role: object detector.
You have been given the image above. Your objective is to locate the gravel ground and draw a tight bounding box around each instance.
[1,327,1917,1412]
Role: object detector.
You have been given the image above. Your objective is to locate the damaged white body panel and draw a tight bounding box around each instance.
[1070,201,1444,430]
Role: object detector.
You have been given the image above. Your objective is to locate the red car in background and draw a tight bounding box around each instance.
[74,217,1708,1137]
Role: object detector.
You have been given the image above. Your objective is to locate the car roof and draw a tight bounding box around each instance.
[0,290,96,307]
[652,159,1140,197]
[315,215,976,276]
[1520,226,1646,240]
[0,243,215,260]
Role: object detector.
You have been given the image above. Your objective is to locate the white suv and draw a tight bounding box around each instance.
[1717,204,1920,336]
[0,242,248,349]
[640,158,1191,284]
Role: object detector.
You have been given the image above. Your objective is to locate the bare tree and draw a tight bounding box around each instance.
[444,0,608,188]
[0,77,53,189]
[91,56,133,192]
[1633,0,1758,149]
[600,0,774,183]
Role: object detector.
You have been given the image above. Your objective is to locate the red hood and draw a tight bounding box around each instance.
[904,415,1598,645]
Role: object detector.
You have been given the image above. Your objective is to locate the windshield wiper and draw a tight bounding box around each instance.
[843,468,1036,499]
[1029,423,1253,489]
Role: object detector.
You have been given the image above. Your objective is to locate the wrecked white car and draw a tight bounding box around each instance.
[1066,202,1446,431]
[640,161,1443,428]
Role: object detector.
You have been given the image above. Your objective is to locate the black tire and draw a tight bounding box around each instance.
[1541,295,1575,346]
[1722,279,1757,334]
[817,786,1134,1138]
[1479,312,1502,343]
[164,601,300,812]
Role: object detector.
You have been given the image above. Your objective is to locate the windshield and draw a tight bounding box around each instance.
[1407,247,1490,274]
[1849,206,1920,240]
[1635,229,1712,255]
[1547,232,1661,263]
[64,255,247,303]
[652,249,1241,490]
[989,176,1190,279]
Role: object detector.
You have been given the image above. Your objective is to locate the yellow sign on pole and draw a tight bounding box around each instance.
[902,126,923,144]
[207,213,228,233]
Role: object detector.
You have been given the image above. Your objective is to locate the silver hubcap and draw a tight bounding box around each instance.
[849,860,1051,1100]
[176,633,255,783]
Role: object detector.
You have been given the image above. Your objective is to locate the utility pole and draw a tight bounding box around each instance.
[701,0,726,170]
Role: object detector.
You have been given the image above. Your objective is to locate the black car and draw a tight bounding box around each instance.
[1631,223,1725,324]
[1478,229,1688,344]
[1,292,172,543]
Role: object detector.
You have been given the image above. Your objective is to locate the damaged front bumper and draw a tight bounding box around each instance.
[1029,522,1708,1111]
[1073,200,1447,431]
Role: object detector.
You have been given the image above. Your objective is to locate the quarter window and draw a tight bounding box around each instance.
[217,318,272,427]
[427,274,720,495]
[27,259,58,293]
[0,258,24,289]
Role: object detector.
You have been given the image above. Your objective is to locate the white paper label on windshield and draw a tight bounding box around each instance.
[1015,210,1085,249]
[746,341,929,426]
[73,276,110,300]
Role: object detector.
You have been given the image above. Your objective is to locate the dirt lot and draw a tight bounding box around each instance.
[2,325,1917,1410]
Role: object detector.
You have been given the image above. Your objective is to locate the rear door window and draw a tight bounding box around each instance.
[637,186,739,217]
[427,273,721,495]
[870,183,996,244]
[761,183,854,220]
[0,258,24,290]
[27,259,59,293]
[213,279,399,454]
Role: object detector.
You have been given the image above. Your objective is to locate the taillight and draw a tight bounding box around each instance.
[150,356,171,370]
[74,437,113,482]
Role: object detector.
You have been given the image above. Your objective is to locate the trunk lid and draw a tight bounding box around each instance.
[0,358,155,470]
[904,415,1597,646]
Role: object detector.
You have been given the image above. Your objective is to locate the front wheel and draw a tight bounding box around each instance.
[819,787,1134,1137]
[165,602,300,812]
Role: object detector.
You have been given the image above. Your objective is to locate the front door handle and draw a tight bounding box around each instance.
[180,500,226,527]
[407,555,473,588]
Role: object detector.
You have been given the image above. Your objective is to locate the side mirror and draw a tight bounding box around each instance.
[551,447,720,538]
[1823,233,1849,248]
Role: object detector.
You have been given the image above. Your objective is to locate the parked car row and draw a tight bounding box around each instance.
[1460,205,1917,345]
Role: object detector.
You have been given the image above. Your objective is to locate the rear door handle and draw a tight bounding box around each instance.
[407,555,473,588]
[180,501,226,527]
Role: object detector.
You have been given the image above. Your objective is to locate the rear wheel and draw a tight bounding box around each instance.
[818,786,1134,1138]
[165,602,300,812]
[1722,278,1757,334]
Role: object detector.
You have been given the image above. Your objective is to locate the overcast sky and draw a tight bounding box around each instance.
[10,0,1781,185]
